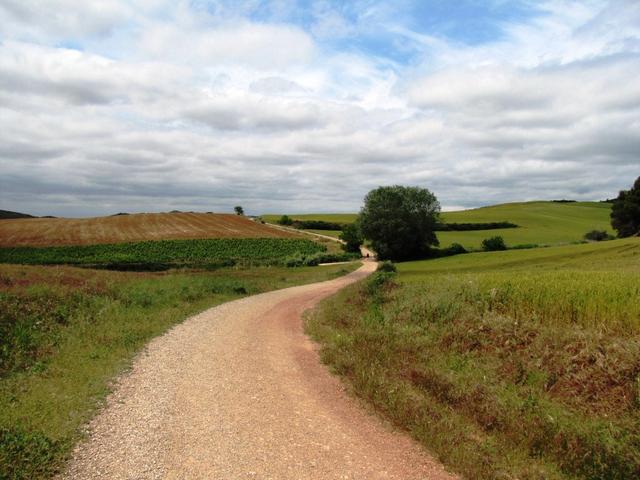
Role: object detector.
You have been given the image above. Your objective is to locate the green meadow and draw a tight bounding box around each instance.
[307,237,640,479]
[265,201,613,249]
[439,201,613,249]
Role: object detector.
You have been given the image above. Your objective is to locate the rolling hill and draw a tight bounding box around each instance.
[438,201,613,248]
[0,209,36,220]
[0,212,300,247]
[265,201,614,248]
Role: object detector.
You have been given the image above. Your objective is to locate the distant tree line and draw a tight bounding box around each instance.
[290,219,346,230]
[277,216,518,232]
[434,221,518,231]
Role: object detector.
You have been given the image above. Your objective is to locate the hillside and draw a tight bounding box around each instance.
[266,201,613,248]
[310,237,640,479]
[0,209,36,220]
[0,212,300,247]
[439,201,613,248]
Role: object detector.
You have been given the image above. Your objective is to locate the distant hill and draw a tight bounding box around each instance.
[439,201,613,248]
[0,209,36,220]
[0,212,301,247]
[265,201,614,249]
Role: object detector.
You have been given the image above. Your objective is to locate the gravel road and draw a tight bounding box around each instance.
[64,261,457,479]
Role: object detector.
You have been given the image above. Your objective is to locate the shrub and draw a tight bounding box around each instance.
[584,230,614,241]
[365,271,396,300]
[481,236,507,251]
[377,260,397,273]
[443,242,467,255]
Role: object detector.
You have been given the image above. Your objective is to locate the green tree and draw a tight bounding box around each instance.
[611,176,640,237]
[278,215,293,226]
[234,206,244,215]
[339,223,363,253]
[358,185,440,260]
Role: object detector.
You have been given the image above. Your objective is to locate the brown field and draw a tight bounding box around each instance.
[0,212,300,247]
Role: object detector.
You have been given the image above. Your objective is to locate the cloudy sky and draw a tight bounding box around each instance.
[0,0,639,217]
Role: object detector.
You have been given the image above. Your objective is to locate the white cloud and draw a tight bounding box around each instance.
[0,0,131,41]
[0,0,638,217]
[138,21,316,69]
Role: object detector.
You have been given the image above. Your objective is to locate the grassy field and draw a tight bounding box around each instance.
[0,262,359,479]
[0,212,298,247]
[306,229,342,238]
[439,201,613,249]
[307,237,640,479]
[265,201,613,249]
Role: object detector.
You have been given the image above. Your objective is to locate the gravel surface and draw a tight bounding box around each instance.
[64,261,457,479]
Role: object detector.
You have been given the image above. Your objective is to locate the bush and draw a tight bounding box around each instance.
[364,271,396,301]
[443,242,467,255]
[584,230,614,241]
[377,260,397,273]
[481,236,507,251]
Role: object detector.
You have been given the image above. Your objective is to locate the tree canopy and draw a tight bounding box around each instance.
[358,185,440,261]
[234,206,244,216]
[339,223,363,253]
[611,176,640,237]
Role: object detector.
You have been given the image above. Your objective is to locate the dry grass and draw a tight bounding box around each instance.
[0,213,300,247]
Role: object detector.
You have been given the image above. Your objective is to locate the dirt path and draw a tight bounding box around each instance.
[64,262,457,479]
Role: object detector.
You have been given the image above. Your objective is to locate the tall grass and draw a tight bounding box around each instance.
[307,240,640,479]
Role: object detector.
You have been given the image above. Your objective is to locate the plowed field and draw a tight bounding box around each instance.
[0,213,299,247]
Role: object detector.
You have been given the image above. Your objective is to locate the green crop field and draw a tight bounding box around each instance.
[266,201,613,249]
[307,237,640,479]
[0,262,359,479]
[0,238,325,269]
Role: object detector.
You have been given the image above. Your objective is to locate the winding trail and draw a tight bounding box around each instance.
[65,261,457,479]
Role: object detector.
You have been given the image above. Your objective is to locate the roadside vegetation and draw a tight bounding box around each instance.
[307,237,640,479]
[0,262,359,479]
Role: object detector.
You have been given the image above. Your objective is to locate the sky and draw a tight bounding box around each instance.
[0,0,639,217]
